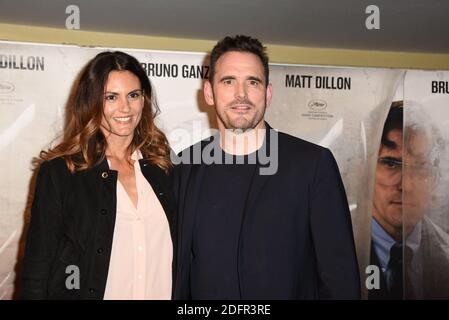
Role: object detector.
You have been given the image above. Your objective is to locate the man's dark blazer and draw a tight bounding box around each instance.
[172,123,360,299]
[20,156,176,299]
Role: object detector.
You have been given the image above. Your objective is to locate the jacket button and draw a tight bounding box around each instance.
[89,288,95,294]
[101,172,108,179]
[158,192,164,196]
[97,248,104,254]
[100,209,107,215]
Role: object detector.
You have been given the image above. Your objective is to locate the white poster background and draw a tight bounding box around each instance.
[1,40,406,299]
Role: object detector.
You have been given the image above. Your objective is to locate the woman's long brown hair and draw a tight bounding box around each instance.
[39,51,172,173]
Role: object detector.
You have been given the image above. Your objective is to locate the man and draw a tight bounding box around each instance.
[173,35,360,299]
[369,102,449,299]
[369,102,405,299]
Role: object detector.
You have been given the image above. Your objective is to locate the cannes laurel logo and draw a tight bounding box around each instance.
[0,81,15,94]
[308,99,327,111]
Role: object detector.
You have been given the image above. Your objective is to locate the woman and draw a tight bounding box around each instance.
[20,51,176,299]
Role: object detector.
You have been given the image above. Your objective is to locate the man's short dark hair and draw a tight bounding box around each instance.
[209,35,269,86]
[381,101,403,149]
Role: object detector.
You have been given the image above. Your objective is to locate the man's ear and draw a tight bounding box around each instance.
[204,80,215,106]
[266,83,273,108]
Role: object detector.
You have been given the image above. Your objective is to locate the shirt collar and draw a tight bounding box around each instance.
[371,218,397,270]
[372,217,423,270]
